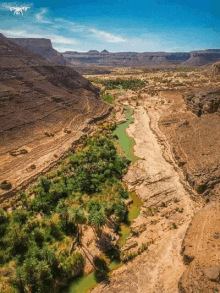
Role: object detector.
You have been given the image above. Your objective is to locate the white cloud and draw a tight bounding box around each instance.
[0,29,41,38]
[89,28,127,43]
[35,8,51,23]
[0,29,78,45]
[51,36,77,45]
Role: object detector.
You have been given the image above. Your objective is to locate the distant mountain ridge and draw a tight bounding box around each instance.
[63,49,220,67]
[9,38,66,65]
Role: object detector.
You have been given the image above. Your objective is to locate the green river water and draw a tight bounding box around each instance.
[68,106,142,293]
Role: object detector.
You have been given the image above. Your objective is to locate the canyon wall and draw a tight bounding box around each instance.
[9,37,66,65]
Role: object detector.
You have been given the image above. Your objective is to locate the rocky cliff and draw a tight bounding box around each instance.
[9,37,66,65]
[183,87,220,116]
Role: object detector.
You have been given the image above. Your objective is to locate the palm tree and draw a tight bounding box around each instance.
[88,209,107,238]
[70,207,87,230]
[69,207,87,255]
[39,176,50,192]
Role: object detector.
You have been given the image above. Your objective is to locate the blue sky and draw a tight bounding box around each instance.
[0,0,219,52]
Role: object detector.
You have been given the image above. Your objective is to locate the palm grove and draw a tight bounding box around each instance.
[0,123,131,292]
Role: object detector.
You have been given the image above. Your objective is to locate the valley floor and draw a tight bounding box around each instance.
[92,103,199,293]
[88,67,220,292]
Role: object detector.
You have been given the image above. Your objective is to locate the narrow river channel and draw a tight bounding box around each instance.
[68,106,142,293]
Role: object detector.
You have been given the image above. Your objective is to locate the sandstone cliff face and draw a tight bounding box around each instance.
[9,38,66,65]
[0,35,111,200]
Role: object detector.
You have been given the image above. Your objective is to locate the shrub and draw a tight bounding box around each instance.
[11,210,29,227]
[21,258,53,292]
[59,252,84,280]
[39,176,50,193]
[113,201,127,222]
[6,226,29,256]
[101,94,114,104]
[32,228,45,247]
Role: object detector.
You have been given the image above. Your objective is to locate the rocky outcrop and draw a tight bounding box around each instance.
[9,38,66,65]
[183,87,220,116]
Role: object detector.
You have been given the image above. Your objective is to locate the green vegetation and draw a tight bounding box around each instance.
[66,107,142,293]
[100,93,115,104]
[88,77,102,84]
[0,125,131,292]
[101,78,146,90]
[173,67,195,72]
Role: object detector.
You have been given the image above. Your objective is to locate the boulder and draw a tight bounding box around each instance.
[204,266,220,281]
[183,246,194,264]
[0,180,12,190]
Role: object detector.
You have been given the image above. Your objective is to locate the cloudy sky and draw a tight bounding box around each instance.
[0,0,219,53]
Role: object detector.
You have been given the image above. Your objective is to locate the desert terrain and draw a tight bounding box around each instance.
[86,65,220,293]
[1,33,220,293]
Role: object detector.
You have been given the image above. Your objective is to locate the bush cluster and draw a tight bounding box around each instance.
[101,78,146,90]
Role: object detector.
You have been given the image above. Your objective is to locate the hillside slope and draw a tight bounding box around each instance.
[0,34,111,201]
